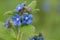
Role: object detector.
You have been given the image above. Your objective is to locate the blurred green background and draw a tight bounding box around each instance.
[0,0,60,40]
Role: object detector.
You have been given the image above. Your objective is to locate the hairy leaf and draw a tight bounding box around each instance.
[20,25,35,40]
[28,0,37,11]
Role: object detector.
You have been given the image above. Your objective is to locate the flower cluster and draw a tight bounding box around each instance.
[4,3,33,27]
[28,33,44,40]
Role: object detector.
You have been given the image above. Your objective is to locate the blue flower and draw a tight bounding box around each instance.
[39,36,44,40]
[15,3,25,11]
[28,38,31,40]
[22,13,33,24]
[31,36,38,40]
[4,17,11,27]
[4,19,9,27]
[12,14,21,26]
[42,2,50,12]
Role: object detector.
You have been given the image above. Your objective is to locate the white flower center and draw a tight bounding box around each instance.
[16,18,19,21]
[18,7,21,9]
[25,17,28,20]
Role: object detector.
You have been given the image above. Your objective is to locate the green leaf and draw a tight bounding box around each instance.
[0,22,16,40]
[28,0,37,11]
[4,11,13,15]
[32,9,40,14]
[20,25,35,40]
[3,10,17,16]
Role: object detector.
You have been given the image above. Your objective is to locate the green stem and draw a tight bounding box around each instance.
[11,25,23,40]
[15,26,23,40]
[17,32,23,40]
